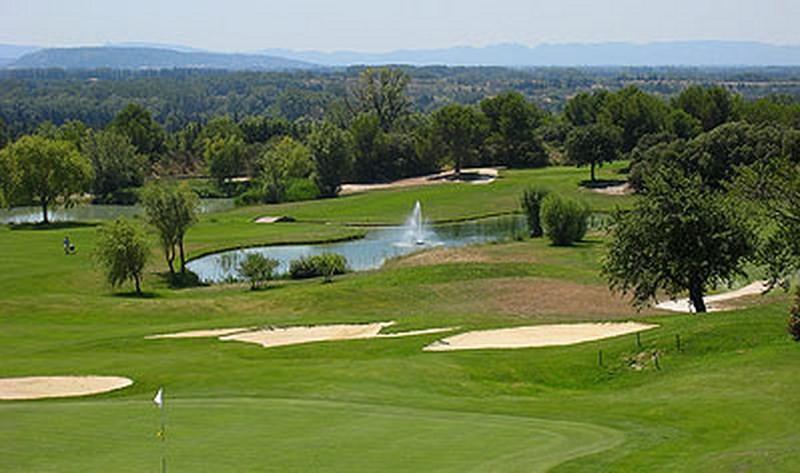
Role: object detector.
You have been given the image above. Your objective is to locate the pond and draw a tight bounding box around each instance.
[186,215,529,284]
[0,199,235,224]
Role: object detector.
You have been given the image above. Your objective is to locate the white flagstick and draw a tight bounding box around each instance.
[153,387,166,473]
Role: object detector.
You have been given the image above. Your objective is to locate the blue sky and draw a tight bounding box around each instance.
[1,0,798,51]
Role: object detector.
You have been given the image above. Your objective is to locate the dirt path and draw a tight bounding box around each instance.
[655,281,769,313]
[0,376,133,400]
[424,322,657,351]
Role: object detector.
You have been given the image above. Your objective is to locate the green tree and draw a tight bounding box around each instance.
[204,135,248,191]
[599,87,669,152]
[564,90,610,127]
[82,130,147,200]
[673,85,735,132]
[350,113,393,182]
[0,146,20,207]
[240,116,294,144]
[109,104,166,159]
[564,124,621,181]
[94,218,149,295]
[480,92,548,168]
[199,116,244,143]
[254,135,314,203]
[1,135,92,223]
[431,104,487,178]
[0,117,8,149]
[346,68,411,131]
[141,182,199,274]
[308,122,352,197]
[163,122,204,174]
[238,253,280,290]
[732,156,800,285]
[604,167,755,313]
[684,122,786,189]
[668,109,702,139]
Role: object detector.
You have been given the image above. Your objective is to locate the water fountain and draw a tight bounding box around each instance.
[404,201,426,245]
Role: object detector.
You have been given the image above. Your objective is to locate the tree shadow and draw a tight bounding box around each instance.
[8,221,99,231]
[579,179,627,190]
[154,270,208,290]
[111,291,161,299]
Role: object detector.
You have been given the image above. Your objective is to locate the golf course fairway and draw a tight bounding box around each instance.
[1,166,798,472]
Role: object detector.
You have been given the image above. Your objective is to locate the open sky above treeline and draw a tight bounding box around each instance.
[1,0,799,52]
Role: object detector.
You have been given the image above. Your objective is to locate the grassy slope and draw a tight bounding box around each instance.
[221,163,633,225]
[0,165,798,472]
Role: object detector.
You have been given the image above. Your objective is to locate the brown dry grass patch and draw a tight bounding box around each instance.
[430,277,655,320]
[389,244,538,268]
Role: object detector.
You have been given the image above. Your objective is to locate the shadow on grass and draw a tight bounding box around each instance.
[8,221,99,231]
[579,179,627,189]
[154,270,208,290]
[111,291,161,299]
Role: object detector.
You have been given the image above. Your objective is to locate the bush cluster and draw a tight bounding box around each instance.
[289,253,348,280]
[238,253,279,290]
[540,194,590,246]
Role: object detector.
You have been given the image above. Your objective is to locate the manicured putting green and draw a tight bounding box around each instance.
[0,398,621,472]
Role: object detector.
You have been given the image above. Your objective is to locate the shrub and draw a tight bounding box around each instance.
[285,178,320,202]
[289,253,348,281]
[540,194,590,246]
[238,253,279,290]
[788,289,800,341]
[520,186,549,237]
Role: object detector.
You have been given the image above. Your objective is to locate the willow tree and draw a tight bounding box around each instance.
[141,182,199,274]
[94,218,149,295]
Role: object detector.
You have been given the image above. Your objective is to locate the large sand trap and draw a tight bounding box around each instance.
[423,322,657,352]
[340,168,498,195]
[655,281,769,313]
[220,322,453,348]
[146,327,254,339]
[0,376,133,400]
[148,322,454,349]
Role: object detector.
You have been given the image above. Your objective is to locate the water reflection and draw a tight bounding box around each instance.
[187,216,529,283]
[0,199,235,224]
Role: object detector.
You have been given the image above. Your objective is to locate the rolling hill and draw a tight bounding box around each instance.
[9,46,317,71]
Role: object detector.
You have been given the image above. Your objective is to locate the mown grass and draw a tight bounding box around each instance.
[0,164,798,472]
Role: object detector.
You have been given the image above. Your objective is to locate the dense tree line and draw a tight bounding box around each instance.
[2,66,800,138]
[3,67,800,220]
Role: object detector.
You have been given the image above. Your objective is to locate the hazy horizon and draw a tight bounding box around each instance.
[2,0,799,53]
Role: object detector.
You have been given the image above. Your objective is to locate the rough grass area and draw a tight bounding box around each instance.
[1,163,798,471]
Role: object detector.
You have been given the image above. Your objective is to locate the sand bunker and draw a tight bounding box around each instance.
[655,281,769,313]
[149,322,454,349]
[0,376,133,400]
[340,168,498,195]
[589,182,633,196]
[424,322,657,352]
[146,327,254,339]
[254,216,294,224]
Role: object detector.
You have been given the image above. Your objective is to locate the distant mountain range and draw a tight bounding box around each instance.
[6,47,316,71]
[3,41,800,70]
[261,42,800,67]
